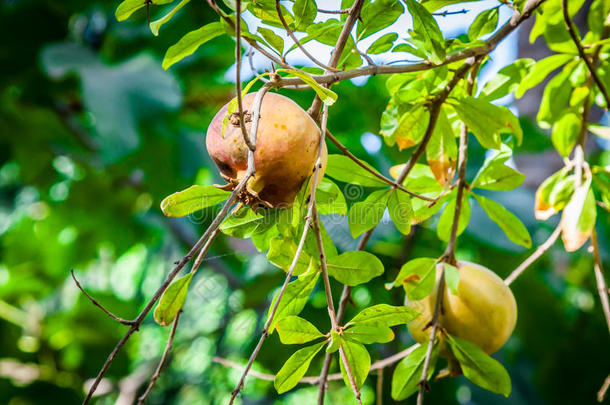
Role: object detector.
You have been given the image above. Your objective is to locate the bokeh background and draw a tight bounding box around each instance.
[0,0,609,404]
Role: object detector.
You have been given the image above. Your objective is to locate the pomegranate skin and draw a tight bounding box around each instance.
[206,92,327,207]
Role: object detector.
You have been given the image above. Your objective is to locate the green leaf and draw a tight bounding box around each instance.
[481,59,535,101]
[149,0,190,36]
[437,191,470,242]
[257,27,284,55]
[394,258,437,300]
[561,184,596,252]
[267,236,313,276]
[348,189,391,239]
[444,263,459,294]
[516,54,574,98]
[534,168,573,220]
[471,146,525,191]
[449,97,519,149]
[447,335,512,397]
[154,272,193,326]
[162,22,224,69]
[274,342,325,394]
[391,342,438,400]
[404,0,446,63]
[536,62,577,127]
[358,0,404,39]
[316,178,347,215]
[339,339,371,390]
[468,7,499,39]
[473,194,532,248]
[116,0,174,22]
[343,324,394,344]
[327,330,341,353]
[552,112,580,157]
[277,69,337,105]
[325,154,388,187]
[268,272,319,334]
[384,103,430,149]
[367,33,399,54]
[160,185,230,217]
[387,188,413,235]
[220,207,276,238]
[327,251,384,286]
[347,304,419,327]
[293,0,317,30]
[248,0,294,28]
[276,316,323,344]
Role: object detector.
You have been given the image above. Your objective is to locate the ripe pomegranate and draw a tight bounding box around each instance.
[206,92,327,208]
[406,261,517,356]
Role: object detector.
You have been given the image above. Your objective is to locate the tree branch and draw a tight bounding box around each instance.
[280,0,545,89]
[136,311,181,405]
[561,0,610,109]
[234,0,255,151]
[325,129,436,202]
[213,344,419,384]
[71,270,136,326]
[276,0,340,72]
[504,222,563,286]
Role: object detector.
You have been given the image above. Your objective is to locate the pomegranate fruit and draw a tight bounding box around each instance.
[406,261,517,356]
[206,92,327,208]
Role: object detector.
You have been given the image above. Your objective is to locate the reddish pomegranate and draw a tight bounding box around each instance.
[206,92,327,208]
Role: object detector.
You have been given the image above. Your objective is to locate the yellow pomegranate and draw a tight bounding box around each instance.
[206,92,327,208]
[407,261,517,355]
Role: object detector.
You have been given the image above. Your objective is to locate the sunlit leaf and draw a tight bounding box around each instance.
[348,189,391,238]
[387,188,413,235]
[162,22,224,69]
[275,342,325,393]
[325,154,388,187]
[391,342,437,400]
[268,272,319,334]
[393,258,437,300]
[447,335,511,397]
[347,304,419,327]
[267,236,313,276]
[116,0,174,22]
[339,339,370,390]
[404,0,445,63]
[367,33,399,54]
[149,0,191,36]
[343,324,394,344]
[316,177,347,215]
[160,185,230,217]
[327,251,384,286]
[154,272,193,326]
[437,191,470,242]
[276,316,323,344]
[468,7,499,40]
[473,194,532,248]
[561,183,596,252]
[427,107,457,186]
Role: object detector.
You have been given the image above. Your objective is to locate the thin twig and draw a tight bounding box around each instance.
[70,270,136,326]
[309,0,366,119]
[353,47,376,67]
[137,311,181,405]
[275,0,340,72]
[376,367,384,405]
[235,0,255,151]
[213,344,419,385]
[416,267,445,405]
[561,0,610,109]
[598,374,610,402]
[317,7,350,14]
[205,0,292,69]
[591,229,610,334]
[504,222,562,286]
[432,9,468,17]
[324,130,436,200]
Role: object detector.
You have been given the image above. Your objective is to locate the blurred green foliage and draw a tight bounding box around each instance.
[0,1,609,404]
